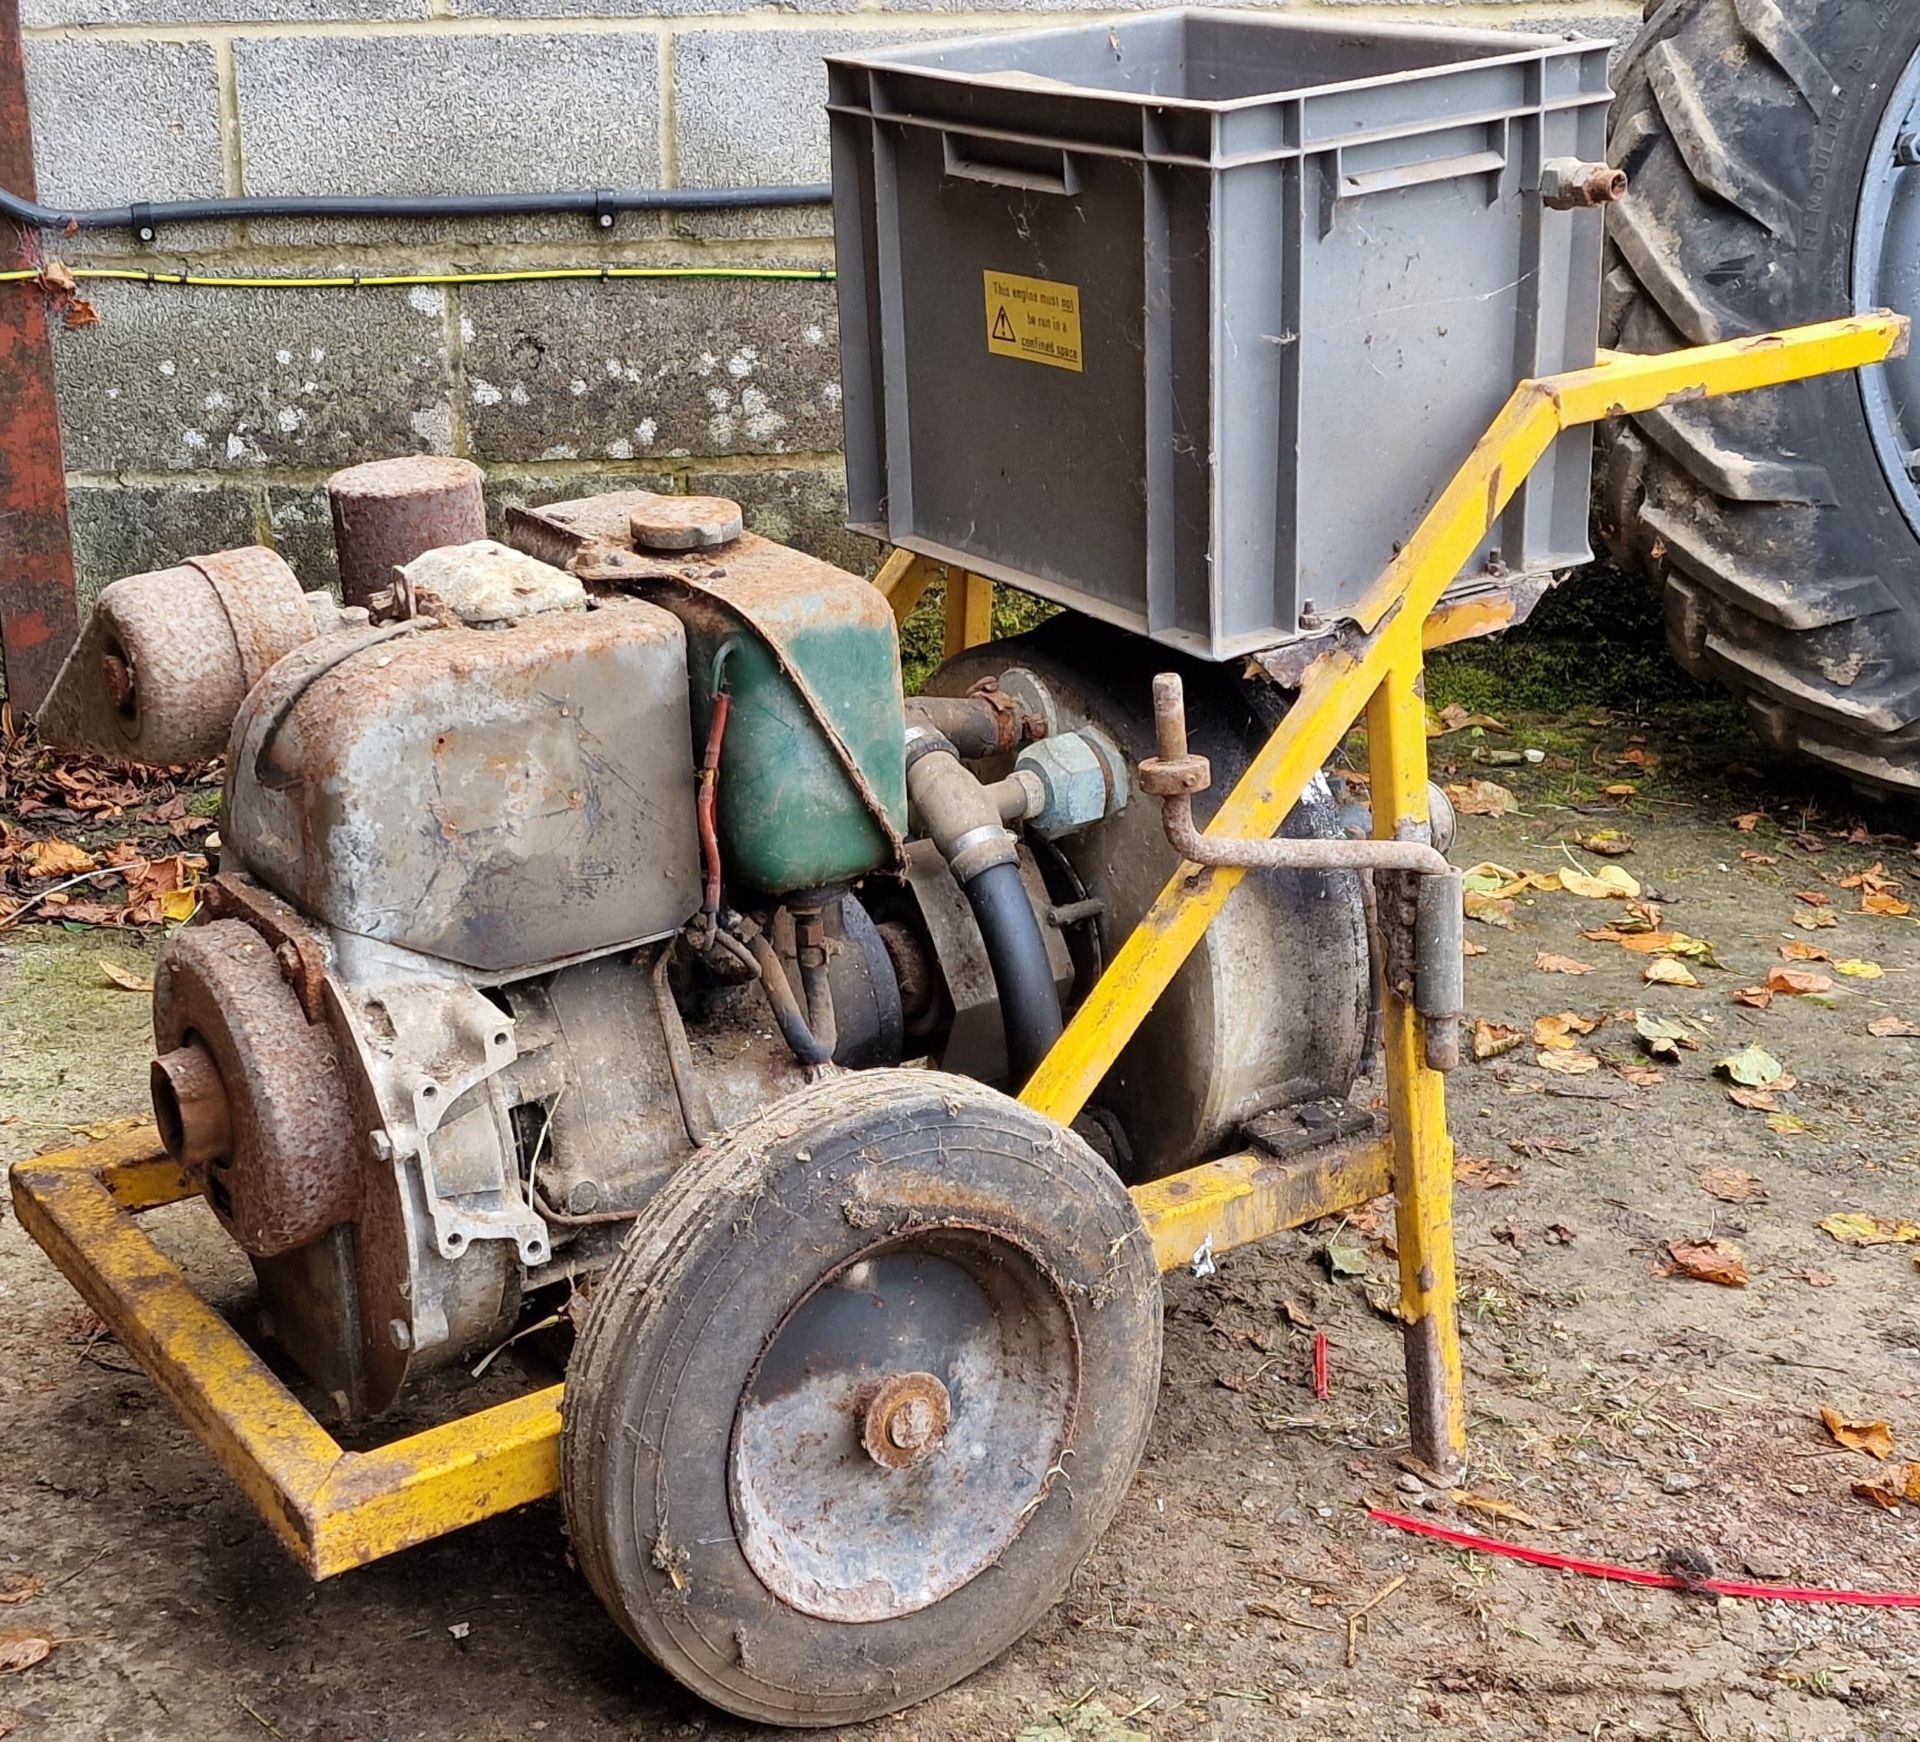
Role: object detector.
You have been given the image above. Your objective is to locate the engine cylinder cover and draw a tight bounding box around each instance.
[226,593,702,973]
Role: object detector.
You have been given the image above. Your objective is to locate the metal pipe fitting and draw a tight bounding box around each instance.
[904,732,1063,1081]
[1158,791,1451,878]
[987,769,1048,824]
[904,694,1034,760]
[1142,672,1463,1071]
[905,733,1020,883]
[790,899,840,1062]
[1541,158,1628,210]
[1414,870,1467,1072]
[151,1043,232,1170]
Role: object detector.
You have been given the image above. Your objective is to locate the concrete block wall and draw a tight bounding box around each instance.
[20,0,1639,620]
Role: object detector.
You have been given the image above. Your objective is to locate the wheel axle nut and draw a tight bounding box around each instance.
[861,1371,952,1469]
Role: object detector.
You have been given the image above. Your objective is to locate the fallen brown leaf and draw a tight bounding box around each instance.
[1535,1048,1600,1076]
[0,1634,50,1675]
[1665,1238,1749,1288]
[1732,812,1763,832]
[96,957,151,993]
[0,1577,39,1607]
[1533,1011,1602,1049]
[1455,1154,1523,1189]
[19,838,95,880]
[1534,951,1595,976]
[1447,779,1518,818]
[1726,1087,1781,1112]
[1450,1491,1543,1529]
[1795,889,1833,907]
[1733,987,1775,1010]
[1863,892,1913,917]
[1768,967,1834,996]
[1853,1463,1920,1511]
[1867,1016,1920,1038]
[1780,941,1833,962]
[1471,1019,1525,1062]
[1643,959,1700,988]
[1792,908,1840,930]
[1820,1407,1895,1461]
[1700,1167,1767,1204]
[1464,892,1516,929]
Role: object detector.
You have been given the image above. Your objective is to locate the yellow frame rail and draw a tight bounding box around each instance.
[9,313,1905,1575]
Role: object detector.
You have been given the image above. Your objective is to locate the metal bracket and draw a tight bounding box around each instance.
[338,979,548,1268]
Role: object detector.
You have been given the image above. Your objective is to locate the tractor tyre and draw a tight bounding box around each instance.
[1600,0,1920,795]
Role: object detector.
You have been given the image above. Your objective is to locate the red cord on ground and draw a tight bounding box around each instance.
[1369,1508,1920,1609]
[696,692,731,917]
[1312,1330,1330,1400]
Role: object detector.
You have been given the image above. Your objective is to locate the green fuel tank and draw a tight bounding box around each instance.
[667,541,908,896]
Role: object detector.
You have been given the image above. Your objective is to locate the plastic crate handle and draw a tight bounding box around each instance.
[1318,121,1509,236]
[940,132,1084,199]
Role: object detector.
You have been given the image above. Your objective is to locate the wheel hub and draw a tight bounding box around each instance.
[727,1228,1079,1624]
[861,1371,952,1468]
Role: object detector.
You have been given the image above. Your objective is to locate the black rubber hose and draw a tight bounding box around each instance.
[960,858,1063,1086]
[0,182,832,236]
[739,927,834,1070]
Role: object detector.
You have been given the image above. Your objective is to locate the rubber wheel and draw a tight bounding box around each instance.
[561,1069,1162,1727]
[1600,0,1920,794]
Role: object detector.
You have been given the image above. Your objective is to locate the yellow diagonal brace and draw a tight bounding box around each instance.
[872,548,944,628]
[943,571,995,658]
[1019,312,1908,1126]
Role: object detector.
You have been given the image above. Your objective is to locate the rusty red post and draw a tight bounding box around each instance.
[0,0,79,713]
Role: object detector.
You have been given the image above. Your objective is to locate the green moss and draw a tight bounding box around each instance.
[185,788,223,819]
[0,927,159,1139]
[1427,561,1731,723]
[899,580,1059,695]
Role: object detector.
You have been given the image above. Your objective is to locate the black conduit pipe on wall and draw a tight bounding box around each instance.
[0,183,833,239]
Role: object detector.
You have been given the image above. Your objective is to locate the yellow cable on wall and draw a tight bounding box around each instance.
[0,264,835,288]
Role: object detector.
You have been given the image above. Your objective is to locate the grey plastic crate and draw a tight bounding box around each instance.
[829,10,1613,661]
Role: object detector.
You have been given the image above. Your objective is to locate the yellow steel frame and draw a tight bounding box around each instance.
[9,314,1906,1575]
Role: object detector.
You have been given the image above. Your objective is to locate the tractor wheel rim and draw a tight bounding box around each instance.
[727,1225,1080,1624]
[1855,43,1920,541]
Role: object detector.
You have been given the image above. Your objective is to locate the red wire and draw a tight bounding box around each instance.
[1312,1331,1330,1401]
[1369,1508,1920,1609]
[696,691,731,917]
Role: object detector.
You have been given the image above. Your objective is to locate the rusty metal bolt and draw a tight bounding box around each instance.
[151,1043,233,1171]
[1540,157,1629,210]
[1137,672,1212,799]
[860,1371,952,1470]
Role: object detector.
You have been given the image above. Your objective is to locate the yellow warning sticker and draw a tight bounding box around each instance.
[983,270,1083,373]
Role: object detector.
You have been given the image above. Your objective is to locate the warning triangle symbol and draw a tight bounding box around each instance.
[991,305,1016,343]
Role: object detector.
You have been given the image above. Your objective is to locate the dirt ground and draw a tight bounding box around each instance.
[6,677,1920,1741]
